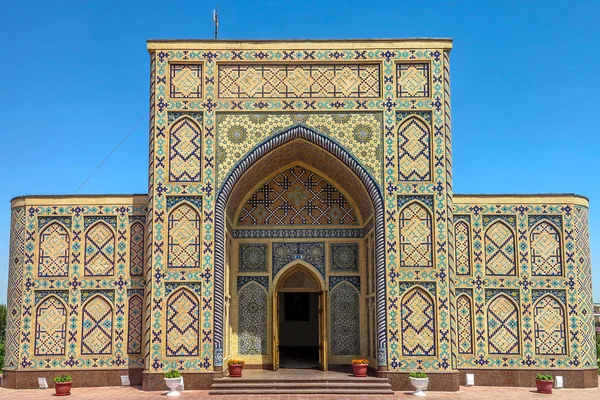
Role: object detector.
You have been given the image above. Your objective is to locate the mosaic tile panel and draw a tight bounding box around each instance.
[272,242,325,278]
[129,221,144,276]
[331,281,360,355]
[5,207,24,369]
[397,116,431,181]
[127,295,143,354]
[237,276,269,291]
[401,287,436,356]
[239,243,267,272]
[487,295,519,355]
[38,222,70,277]
[167,203,201,268]
[84,221,115,276]
[398,202,433,268]
[238,166,358,226]
[166,289,199,357]
[170,64,203,98]
[81,295,113,355]
[329,275,360,290]
[218,64,380,99]
[454,220,471,276]
[169,116,202,182]
[233,228,364,239]
[530,221,562,276]
[330,243,358,271]
[34,296,67,356]
[456,294,473,354]
[533,295,566,355]
[237,282,268,355]
[484,221,516,276]
[396,62,430,98]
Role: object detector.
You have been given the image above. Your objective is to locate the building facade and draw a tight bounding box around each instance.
[3,39,597,391]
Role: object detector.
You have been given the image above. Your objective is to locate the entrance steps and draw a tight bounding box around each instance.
[209,370,394,395]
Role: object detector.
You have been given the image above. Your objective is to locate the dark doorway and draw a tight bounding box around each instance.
[278,292,319,368]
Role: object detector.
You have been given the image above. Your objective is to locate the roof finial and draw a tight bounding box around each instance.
[213,6,219,40]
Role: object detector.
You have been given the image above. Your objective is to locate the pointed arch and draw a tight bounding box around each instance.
[84,221,115,276]
[127,294,143,354]
[530,220,562,276]
[167,202,201,268]
[214,125,386,367]
[165,288,199,357]
[34,295,67,356]
[484,220,516,276]
[330,281,360,355]
[169,116,202,182]
[487,294,520,355]
[456,294,474,354]
[81,294,113,355]
[397,116,431,181]
[274,261,324,291]
[398,201,433,268]
[38,221,70,277]
[129,221,145,276]
[454,220,471,276]
[401,286,436,356]
[533,294,567,355]
[237,281,268,355]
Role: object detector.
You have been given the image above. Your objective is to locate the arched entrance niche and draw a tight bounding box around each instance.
[214,126,386,371]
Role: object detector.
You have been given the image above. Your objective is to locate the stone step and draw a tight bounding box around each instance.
[212,377,389,383]
[209,389,395,395]
[209,378,394,395]
[211,381,393,389]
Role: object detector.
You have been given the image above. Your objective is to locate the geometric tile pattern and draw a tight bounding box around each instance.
[398,202,433,268]
[487,295,519,355]
[454,220,471,276]
[272,242,325,278]
[456,294,473,354]
[533,295,566,355]
[84,222,115,276]
[401,287,436,356]
[397,116,431,181]
[166,288,199,357]
[170,64,202,98]
[331,281,360,355]
[330,243,358,271]
[530,221,562,276]
[218,64,380,99]
[239,244,267,272]
[167,203,201,268]
[396,62,430,98]
[81,295,113,355]
[238,166,358,226]
[38,222,70,277]
[34,296,67,356]
[237,282,268,355]
[484,221,516,276]
[5,207,24,369]
[129,221,144,276]
[127,295,143,354]
[169,117,202,182]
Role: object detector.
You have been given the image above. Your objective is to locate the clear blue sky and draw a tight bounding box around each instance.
[0,0,598,303]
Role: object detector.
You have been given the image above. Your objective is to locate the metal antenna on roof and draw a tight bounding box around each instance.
[213,6,219,40]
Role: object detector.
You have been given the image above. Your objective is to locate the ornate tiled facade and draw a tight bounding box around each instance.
[4,39,596,391]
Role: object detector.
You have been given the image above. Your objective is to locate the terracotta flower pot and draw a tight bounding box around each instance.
[228,364,244,377]
[352,364,368,377]
[535,379,554,394]
[54,381,73,396]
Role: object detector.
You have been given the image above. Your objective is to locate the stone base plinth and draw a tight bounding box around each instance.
[1,368,143,389]
[142,370,223,391]
[377,370,460,391]
[458,368,599,388]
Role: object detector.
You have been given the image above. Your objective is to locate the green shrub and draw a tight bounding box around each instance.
[53,374,72,383]
[164,369,181,379]
[535,374,553,381]
[409,372,428,378]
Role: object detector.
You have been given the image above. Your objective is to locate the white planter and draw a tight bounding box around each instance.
[164,377,182,397]
[410,377,429,396]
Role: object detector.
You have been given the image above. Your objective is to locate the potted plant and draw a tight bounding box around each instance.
[351,358,369,377]
[535,374,554,394]
[164,369,182,397]
[409,372,429,397]
[227,359,245,377]
[53,374,73,396]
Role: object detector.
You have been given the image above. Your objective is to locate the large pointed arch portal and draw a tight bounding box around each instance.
[214,125,386,368]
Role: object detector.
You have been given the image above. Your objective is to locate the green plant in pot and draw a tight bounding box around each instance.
[163,369,182,397]
[409,372,429,396]
[535,374,554,394]
[53,374,73,396]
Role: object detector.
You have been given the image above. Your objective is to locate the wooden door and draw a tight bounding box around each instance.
[272,291,279,371]
[318,290,328,371]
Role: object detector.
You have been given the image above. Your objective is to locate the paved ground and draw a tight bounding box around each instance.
[0,380,598,400]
